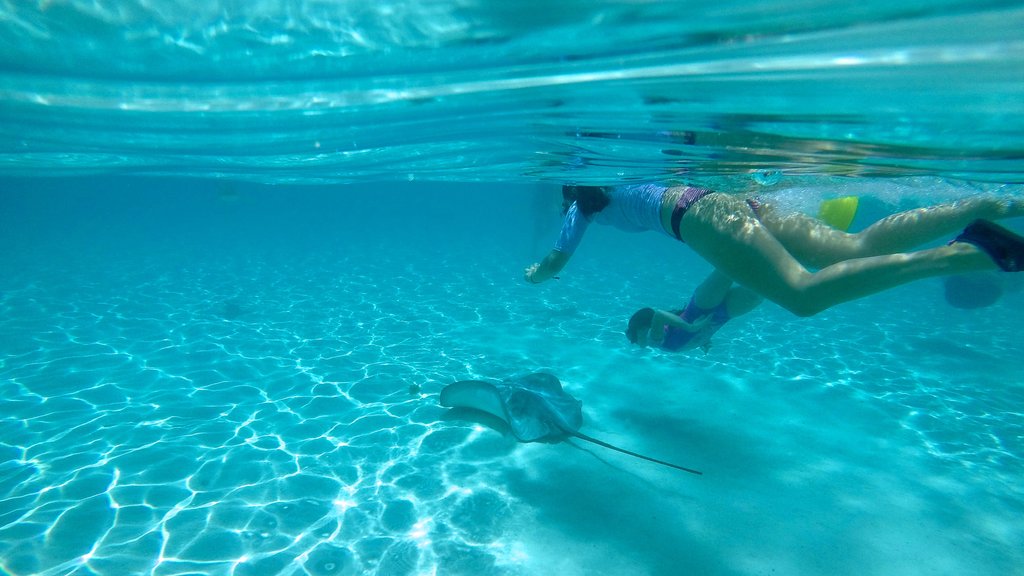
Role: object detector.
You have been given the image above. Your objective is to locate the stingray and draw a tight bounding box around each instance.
[439,372,701,475]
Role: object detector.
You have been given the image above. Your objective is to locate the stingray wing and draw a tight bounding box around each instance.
[508,372,565,395]
[496,387,562,441]
[499,373,583,441]
[440,379,559,442]
[439,374,584,443]
[439,380,510,424]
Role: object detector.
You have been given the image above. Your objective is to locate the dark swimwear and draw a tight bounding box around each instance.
[661,295,732,351]
[954,219,1024,272]
[670,187,713,241]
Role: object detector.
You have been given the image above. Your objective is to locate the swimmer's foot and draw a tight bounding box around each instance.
[954,219,1024,272]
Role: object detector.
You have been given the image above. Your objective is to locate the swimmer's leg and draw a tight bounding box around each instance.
[691,269,734,309]
[756,195,1024,269]
[681,194,997,317]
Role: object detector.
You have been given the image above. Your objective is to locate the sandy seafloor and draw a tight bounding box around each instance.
[1,179,1022,576]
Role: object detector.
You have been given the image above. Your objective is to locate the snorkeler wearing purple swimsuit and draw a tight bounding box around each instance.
[625,270,762,353]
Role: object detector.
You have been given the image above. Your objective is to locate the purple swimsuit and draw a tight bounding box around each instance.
[661,296,732,351]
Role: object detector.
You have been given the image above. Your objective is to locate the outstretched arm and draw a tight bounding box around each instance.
[525,249,570,283]
[526,200,589,284]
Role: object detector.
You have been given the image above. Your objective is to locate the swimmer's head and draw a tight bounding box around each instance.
[625,307,656,345]
[562,185,611,216]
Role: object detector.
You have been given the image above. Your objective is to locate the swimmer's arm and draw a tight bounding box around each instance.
[653,309,709,333]
[525,250,570,284]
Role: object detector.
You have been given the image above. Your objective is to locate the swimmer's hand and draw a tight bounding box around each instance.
[524,263,542,284]
[525,250,569,284]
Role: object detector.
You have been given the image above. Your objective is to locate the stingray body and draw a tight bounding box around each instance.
[439,372,701,475]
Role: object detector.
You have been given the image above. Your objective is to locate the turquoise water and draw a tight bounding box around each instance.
[3,2,1024,576]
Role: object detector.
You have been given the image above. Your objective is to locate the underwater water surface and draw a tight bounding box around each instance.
[2,1,1024,183]
[2,1,1024,575]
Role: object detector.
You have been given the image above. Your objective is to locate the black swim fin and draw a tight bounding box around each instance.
[954,219,1024,272]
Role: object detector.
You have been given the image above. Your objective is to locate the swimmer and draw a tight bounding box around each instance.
[625,270,762,353]
[525,184,1024,316]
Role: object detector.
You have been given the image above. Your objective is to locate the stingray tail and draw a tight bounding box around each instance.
[570,431,703,476]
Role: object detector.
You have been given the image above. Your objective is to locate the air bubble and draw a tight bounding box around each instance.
[752,169,782,186]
